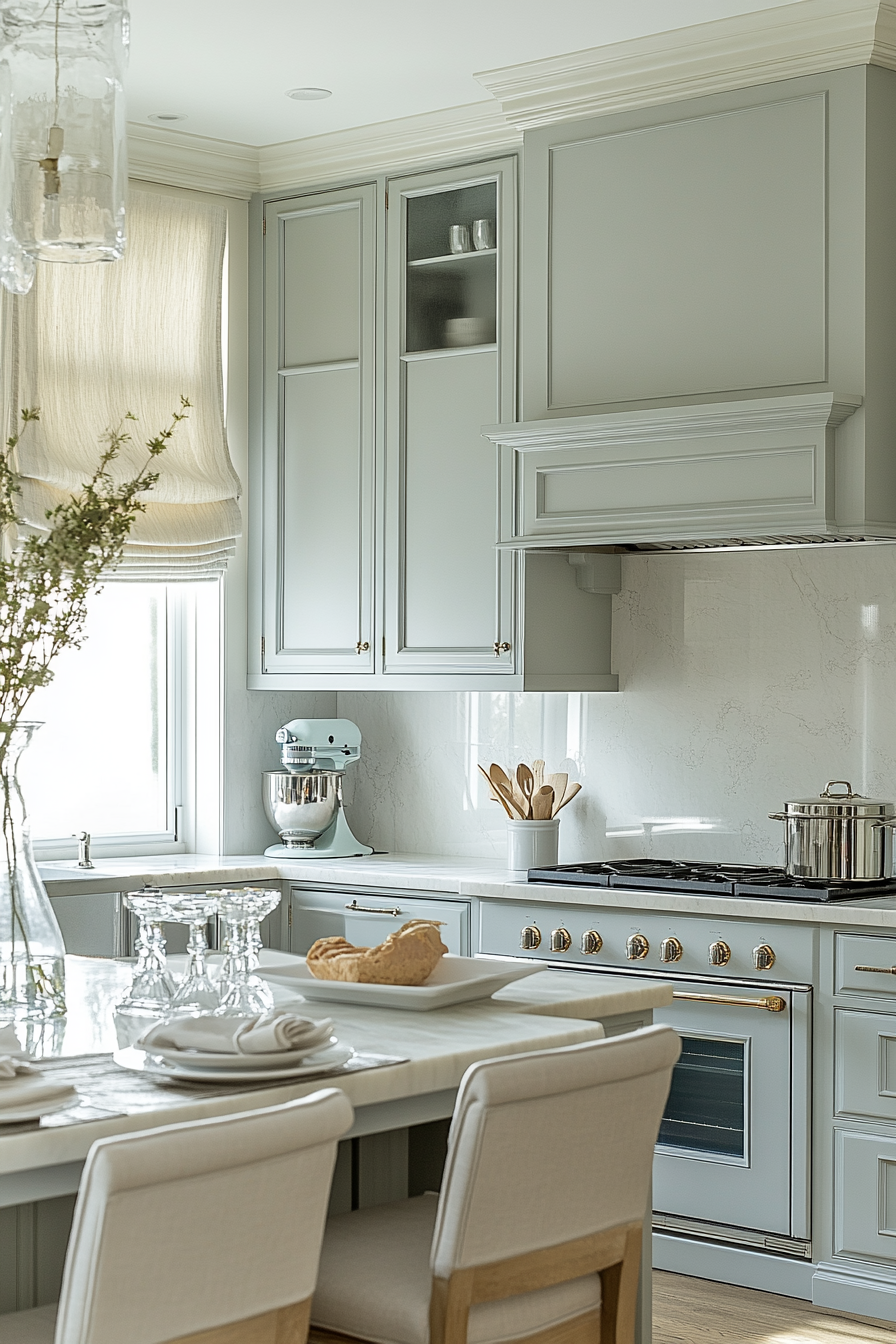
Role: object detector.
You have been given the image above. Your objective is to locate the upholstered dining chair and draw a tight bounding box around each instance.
[0,1086,354,1344]
[310,1026,680,1344]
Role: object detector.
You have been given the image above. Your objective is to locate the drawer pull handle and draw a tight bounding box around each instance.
[854,964,896,975]
[672,990,786,1013]
[344,900,402,916]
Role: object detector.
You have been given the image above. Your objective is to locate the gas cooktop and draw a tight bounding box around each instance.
[526,858,896,902]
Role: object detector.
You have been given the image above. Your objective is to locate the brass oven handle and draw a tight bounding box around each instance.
[672,990,787,1012]
[854,964,896,975]
[344,900,402,916]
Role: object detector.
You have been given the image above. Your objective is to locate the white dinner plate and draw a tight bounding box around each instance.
[0,1094,75,1124]
[145,1036,340,1071]
[259,955,541,1010]
[115,1041,354,1083]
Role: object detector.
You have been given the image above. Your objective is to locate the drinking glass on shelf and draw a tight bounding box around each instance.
[163,892,221,1013]
[210,888,281,1016]
[116,892,177,1017]
[448,224,472,254]
[472,218,495,251]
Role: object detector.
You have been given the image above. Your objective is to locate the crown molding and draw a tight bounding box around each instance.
[126,101,520,201]
[258,101,520,193]
[475,0,896,130]
[127,123,260,199]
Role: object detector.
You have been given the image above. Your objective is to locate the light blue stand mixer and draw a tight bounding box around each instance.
[262,717,373,859]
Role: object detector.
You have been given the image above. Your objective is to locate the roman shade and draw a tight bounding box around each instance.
[4,187,241,579]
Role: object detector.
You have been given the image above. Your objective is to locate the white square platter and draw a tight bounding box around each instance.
[258,955,540,1010]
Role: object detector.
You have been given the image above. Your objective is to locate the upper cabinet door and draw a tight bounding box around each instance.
[259,185,377,676]
[384,158,518,675]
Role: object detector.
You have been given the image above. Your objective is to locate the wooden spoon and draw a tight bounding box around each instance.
[478,764,514,818]
[490,764,527,819]
[532,759,546,791]
[554,781,582,815]
[532,785,555,820]
[516,763,535,818]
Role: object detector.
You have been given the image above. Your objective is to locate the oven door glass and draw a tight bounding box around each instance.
[658,1035,747,1161]
[652,983,810,1238]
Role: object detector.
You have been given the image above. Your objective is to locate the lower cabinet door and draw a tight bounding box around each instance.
[835,1128,896,1263]
[49,892,126,957]
[290,886,470,956]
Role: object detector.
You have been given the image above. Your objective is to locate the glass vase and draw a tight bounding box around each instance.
[0,722,66,1019]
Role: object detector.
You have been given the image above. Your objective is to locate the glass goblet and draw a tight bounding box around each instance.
[163,892,221,1013]
[211,887,281,1016]
[116,893,177,1017]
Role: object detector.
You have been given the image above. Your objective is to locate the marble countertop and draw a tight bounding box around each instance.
[38,851,896,928]
[1,954,657,1179]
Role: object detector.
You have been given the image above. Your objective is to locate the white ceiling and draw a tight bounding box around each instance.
[126,0,807,147]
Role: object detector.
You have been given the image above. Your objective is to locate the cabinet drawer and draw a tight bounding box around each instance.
[289,886,469,956]
[836,934,896,997]
[835,1129,896,1264]
[836,1009,896,1121]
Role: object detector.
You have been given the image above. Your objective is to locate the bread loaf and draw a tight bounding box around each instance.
[305,919,448,985]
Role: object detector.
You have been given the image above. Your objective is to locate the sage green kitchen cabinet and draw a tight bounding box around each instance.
[249,159,620,691]
[252,183,377,678]
[383,159,515,675]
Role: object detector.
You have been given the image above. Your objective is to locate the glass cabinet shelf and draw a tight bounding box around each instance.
[408,249,497,268]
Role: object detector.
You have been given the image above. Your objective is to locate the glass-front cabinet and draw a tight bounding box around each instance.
[384,158,517,675]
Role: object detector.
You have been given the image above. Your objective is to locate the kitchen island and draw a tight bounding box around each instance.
[0,952,670,1334]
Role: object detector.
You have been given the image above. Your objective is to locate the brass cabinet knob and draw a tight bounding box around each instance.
[626,933,649,960]
[355,640,370,654]
[708,940,732,967]
[581,929,603,955]
[520,925,541,950]
[659,936,683,963]
[752,943,776,970]
[493,641,511,656]
[550,927,571,952]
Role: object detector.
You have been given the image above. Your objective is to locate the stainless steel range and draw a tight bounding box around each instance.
[477,859,836,1260]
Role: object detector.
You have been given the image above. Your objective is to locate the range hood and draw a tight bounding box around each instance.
[482,392,894,554]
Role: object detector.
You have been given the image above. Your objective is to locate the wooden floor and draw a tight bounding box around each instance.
[654,1270,896,1343]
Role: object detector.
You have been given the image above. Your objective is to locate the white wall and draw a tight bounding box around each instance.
[338,545,896,864]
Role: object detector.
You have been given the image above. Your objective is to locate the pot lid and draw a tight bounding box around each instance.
[781,780,896,818]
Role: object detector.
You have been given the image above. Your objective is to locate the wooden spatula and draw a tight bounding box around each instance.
[532,785,555,820]
[532,759,546,791]
[478,764,514,818]
[490,764,527,819]
[554,781,582,815]
[546,772,568,809]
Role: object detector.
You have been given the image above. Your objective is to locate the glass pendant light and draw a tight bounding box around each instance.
[0,0,128,295]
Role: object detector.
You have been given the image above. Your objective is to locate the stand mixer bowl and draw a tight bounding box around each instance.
[262,770,340,847]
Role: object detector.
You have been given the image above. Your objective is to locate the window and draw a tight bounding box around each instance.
[22,579,220,858]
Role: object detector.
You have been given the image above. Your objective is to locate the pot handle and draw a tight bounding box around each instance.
[768,813,788,821]
[871,818,896,829]
[822,780,854,797]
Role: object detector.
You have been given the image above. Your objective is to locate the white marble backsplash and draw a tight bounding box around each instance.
[339,546,896,865]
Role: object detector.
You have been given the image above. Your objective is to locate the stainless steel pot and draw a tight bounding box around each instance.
[262,770,340,847]
[769,780,896,882]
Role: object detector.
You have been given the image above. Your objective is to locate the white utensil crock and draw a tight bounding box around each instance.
[507,819,559,871]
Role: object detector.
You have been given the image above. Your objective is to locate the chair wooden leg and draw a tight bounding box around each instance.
[599,1227,642,1344]
[165,1298,311,1344]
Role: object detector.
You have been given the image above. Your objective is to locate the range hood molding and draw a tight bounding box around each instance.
[483,393,881,553]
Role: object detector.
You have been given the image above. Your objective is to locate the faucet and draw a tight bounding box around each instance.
[74,831,94,869]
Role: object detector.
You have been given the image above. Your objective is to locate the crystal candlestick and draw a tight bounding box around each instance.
[211,888,281,1016]
[164,893,221,1014]
[116,893,176,1017]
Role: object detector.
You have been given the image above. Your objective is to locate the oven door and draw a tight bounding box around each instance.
[652,979,811,1242]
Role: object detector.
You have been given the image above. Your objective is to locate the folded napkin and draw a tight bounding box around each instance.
[0,1074,77,1113]
[138,1010,335,1057]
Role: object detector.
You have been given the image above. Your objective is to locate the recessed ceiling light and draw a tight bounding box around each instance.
[148,113,187,122]
[286,87,332,101]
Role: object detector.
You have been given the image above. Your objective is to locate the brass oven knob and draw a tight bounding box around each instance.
[581,930,603,955]
[708,940,732,967]
[550,927,572,953]
[659,936,683,963]
[520,925,541,951]
[626,933,649,960]
[753,943,776,970]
